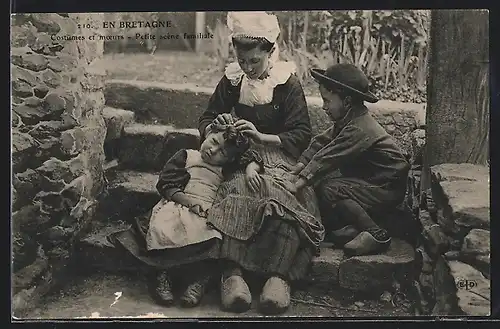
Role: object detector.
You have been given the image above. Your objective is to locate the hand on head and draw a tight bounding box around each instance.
[214,113,235,126]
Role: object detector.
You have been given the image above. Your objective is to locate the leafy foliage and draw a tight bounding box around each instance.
[209,10,429,103]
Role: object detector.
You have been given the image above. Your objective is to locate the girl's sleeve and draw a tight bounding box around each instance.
[156,149,190,199]
[198,75,238,142]
[277,74,313,159]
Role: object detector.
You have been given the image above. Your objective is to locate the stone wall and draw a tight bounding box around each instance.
[11,13,107,316]
[408,157,491,315]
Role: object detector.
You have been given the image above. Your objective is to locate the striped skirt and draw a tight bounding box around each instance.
[207,146,323,281]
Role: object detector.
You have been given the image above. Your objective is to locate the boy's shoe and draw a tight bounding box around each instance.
[179,276,210,308]
[153,271,175,306]
[220,275,252,313]
[344,227,392,256]
[330,225,360,246]
[259,276,291,315]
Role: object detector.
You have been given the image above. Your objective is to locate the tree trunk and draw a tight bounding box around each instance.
[425,9,489,166]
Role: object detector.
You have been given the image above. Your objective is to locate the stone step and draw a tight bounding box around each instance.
[96,169,160,223]
[102,106,135,160]
[76,222,416,294]
[117,123,200,171]
[92,169,417,293]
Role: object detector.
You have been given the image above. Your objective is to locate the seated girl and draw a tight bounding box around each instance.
[108,120,264,308]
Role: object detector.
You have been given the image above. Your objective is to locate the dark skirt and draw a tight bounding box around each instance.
[208,146,322,282]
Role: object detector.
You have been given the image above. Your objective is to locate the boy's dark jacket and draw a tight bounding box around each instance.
[298,105,410,186]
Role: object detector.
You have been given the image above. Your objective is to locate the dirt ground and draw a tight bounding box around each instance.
[22,271,413,320]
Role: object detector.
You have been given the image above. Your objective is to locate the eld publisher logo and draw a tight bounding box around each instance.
[456,278,478,290]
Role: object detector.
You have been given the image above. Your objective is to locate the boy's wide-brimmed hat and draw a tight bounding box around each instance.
[311,64,379,103]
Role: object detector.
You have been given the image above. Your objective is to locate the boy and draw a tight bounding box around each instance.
[283,64,410,256]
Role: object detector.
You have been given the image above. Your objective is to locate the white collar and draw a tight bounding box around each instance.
[224,61,296,87]
[224,61,296,107]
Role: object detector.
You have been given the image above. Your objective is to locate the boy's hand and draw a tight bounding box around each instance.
[275,175,308,194]
[245,162,263,193]
[289,162,305,174]
[276,162,305,174]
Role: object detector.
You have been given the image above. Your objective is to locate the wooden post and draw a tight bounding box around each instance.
[425,9,489,167]
[194,12,206,53]
[420,9,489,199]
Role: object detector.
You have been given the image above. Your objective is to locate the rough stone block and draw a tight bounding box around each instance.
[12,203,53,235]
[338,239,415,292]
[448,261,490,316]
[41,92,67,120]
[11,47,49,72]
[435,180,490,234]
[12,79,34,98]
[416,245,434,274]
[12,231,38,273]
[431,163,489,183]
[34,84,50,98]
[118,123,200,171]
[30,32,57,55]
[12,129,38,173]
[96,170,160,222]
[80,65,106,92]
[40,69,62,88]
[11,64,40,86]
[13,105,44,126]
[307,247,344,288]
[27,13,62,33]
[102,107,135,141]
[36,157,76,183]
[459,229,490,278]
[419,272,435,303]
[29,120,75,140]
[12,246,49,294]
[75,222,145,273]
[80,91,105,115]
[12,169,43,210]
[12,269,53,318]
[60,121,106,157]
[11,22,38,48]
[420,210,450,258]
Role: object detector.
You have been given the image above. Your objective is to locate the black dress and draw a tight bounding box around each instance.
[198,71,323,282]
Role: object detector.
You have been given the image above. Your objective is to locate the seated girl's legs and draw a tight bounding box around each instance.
[178,261,218,308]
[317,177,405,255]
[149,259,219,308]
[220,260,252,313]
[219,219,309,315]
[151,270,174,306]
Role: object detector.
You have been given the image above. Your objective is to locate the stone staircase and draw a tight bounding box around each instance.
[74,102,417,303]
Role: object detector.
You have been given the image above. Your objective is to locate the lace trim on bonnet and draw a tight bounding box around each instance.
[224,60,297,107]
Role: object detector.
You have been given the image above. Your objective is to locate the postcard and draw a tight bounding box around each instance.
[10,10,490,320]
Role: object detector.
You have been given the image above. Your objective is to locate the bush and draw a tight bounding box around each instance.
[208,10,430,103]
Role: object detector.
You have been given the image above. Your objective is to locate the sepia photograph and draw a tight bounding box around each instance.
[10,10,490,319]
